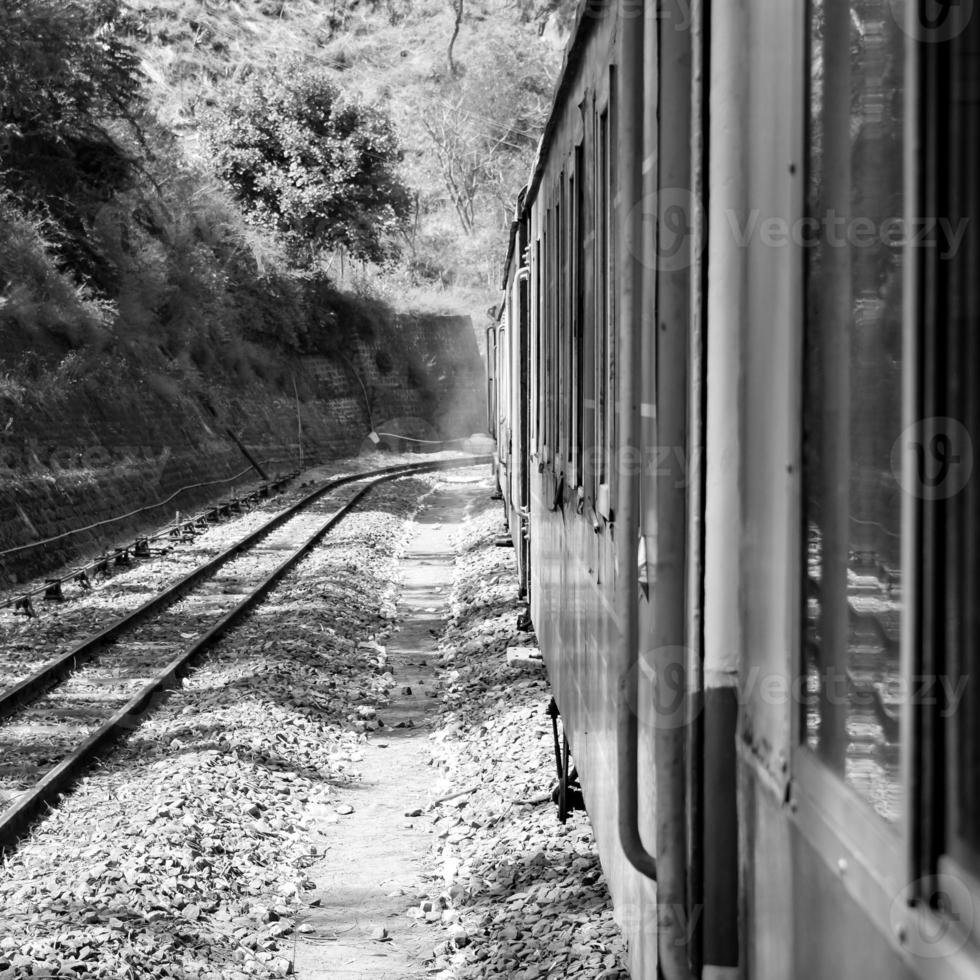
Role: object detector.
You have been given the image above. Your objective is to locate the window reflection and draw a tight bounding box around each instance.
[803,0,905,823]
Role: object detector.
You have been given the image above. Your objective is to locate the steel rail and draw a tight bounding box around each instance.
[0,454,489,852]
[0,469,300,613]
[0,457,482,724]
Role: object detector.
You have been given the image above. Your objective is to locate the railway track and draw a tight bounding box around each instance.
[0,455,489,852]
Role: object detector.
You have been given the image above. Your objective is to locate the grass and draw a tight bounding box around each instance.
[0,0,572,426]
[127,0,572,293]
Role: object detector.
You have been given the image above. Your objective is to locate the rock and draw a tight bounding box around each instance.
[413,499,629,978]
[0,476,627,980]
[505,647,543,664]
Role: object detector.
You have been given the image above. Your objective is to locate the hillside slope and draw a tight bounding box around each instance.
[0,0,570,581]
[128,0,576,294]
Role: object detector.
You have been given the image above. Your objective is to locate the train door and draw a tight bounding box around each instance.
[518,214,532,600]
[724,0,980,976]
[485,323,497,439]
[616,1,713,975]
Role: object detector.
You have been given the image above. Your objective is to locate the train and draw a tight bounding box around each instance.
[487,0,980,977]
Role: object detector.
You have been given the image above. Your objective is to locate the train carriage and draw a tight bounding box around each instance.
[491,0,980,977]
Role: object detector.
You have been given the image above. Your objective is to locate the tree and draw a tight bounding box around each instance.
[0,0,145,278]
[447,0,464,77]
[206,69,412,267]
[416,25,555,237]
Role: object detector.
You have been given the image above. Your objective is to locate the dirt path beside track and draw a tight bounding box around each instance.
[292,480,477,979]
[0,468,627,980]
[296,472,629,980]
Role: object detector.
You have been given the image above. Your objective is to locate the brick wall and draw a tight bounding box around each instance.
[0,315,486,583]
[304,312,485,438]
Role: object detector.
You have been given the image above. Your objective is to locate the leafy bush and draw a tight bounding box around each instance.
[0,0,145,282]
[206,67,412,266]
[0,0,575,413]
[0,195,115,349]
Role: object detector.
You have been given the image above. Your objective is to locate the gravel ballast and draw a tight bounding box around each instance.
[0,475,434,979]
[0,468,630,979]
[419,487,629,980]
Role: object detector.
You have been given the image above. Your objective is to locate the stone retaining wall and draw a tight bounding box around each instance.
[0,314,486,583]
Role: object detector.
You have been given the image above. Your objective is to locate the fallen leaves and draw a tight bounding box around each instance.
[0,471,627,980]
[414,496,630,980]
[0,477,433,979]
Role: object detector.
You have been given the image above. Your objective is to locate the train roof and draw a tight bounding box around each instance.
[499,1,601,295]
[522,0,604,217]
[499,219,519,301]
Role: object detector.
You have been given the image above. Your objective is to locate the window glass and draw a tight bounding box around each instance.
[939,9,980,880]
[534,239,541,453]
[555,193,563,460]
[546,208,555,455]
[803,0,906,823]
[606,70,618,513]
[564,171,574,471]
[596,109,610,491]
[574,144,586,484]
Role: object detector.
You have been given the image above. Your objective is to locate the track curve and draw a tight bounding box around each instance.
[0,455,490,852]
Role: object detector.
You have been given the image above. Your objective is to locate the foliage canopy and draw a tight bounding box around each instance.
[206,69,412,266]
[0,0,145,277]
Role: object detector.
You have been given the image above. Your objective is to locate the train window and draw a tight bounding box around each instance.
[925,6,980,891]
[555,187,564,466]
[594,72,617,520]
[551,205,559,461]
[595,107,609,497]
[574,143,585,489]
[606,70,618,520]
[802,0,906,823]
[568,169,576,476]
[563,170,573,476]
[543,210,553,459]
[534,239,542,456]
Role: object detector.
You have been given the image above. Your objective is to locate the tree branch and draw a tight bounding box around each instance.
[447,0,463,77]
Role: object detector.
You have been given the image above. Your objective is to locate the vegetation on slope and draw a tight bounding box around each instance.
[206,66,411,267]
[0,0,576,407]
[127,0,575,292]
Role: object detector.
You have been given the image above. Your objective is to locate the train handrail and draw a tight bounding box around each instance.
[615,0,658,885]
